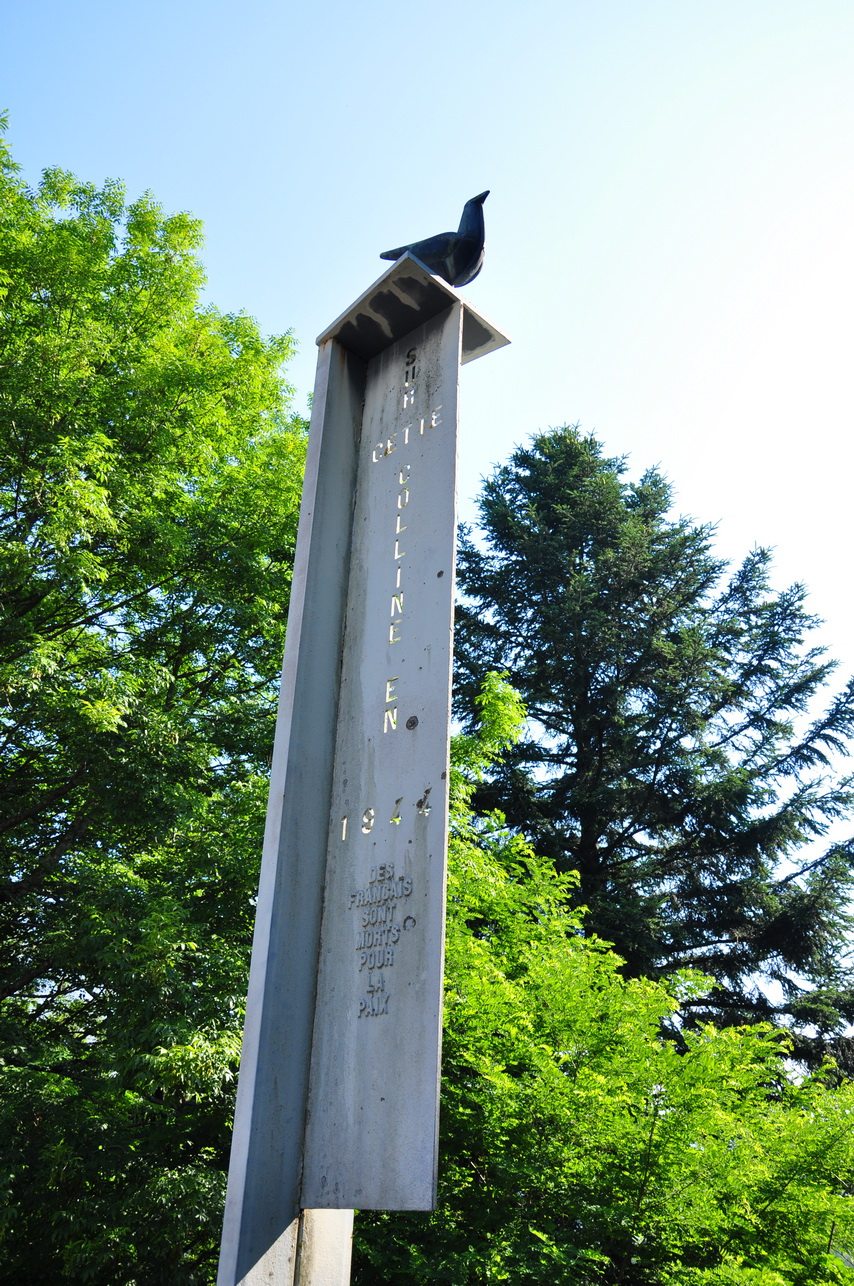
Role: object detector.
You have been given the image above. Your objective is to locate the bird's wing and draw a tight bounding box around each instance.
[380,232,456,263]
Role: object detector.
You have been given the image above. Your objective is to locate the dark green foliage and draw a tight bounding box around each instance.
[454,428,854,1051]
[0,126,305,1282]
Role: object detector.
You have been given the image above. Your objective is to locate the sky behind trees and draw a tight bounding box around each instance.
[5,0,854,664]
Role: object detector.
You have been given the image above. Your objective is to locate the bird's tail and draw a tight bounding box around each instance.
[379,246,407,261]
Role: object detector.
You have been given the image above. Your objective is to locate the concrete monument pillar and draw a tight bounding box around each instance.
[217,256,508,1285]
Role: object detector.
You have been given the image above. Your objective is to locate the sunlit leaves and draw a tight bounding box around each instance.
[0,126,304,1283]
[357,683,854,1284]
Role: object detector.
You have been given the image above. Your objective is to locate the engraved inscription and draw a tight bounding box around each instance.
[371,348,443,730]
[339,791,436,840]
[350,861,415,1018]
[359,992,390,1018]
[347,344,447,1016]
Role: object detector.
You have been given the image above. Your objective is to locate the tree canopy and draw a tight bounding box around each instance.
[454,428,854,1054]
[0,126,305,1282]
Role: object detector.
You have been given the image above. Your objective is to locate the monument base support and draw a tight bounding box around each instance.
[294,1210,354,1284]
[229,1210,353,1286]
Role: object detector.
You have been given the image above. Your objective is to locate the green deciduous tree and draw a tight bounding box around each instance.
[453,428,854,1053]
[0,126,305,1283]
[355,677,854,1285]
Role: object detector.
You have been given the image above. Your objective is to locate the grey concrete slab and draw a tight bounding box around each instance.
[301,304,463,1211]
[217,343,365,1285]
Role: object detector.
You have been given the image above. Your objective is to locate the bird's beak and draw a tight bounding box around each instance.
[473,190,489,204]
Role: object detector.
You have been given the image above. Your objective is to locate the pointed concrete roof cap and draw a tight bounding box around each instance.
[316,253,510,366]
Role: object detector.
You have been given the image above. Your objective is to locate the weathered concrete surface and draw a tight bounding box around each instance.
[217,342,365,1285]
[302,305,463,1210]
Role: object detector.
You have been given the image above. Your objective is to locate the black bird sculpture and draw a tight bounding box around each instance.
[379,191,489,288]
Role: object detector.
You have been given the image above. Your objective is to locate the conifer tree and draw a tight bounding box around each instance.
[454,427,854,1054]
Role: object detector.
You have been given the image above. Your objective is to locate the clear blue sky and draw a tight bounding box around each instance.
[5,0,854,669]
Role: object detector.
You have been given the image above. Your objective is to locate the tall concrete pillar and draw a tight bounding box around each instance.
[218,256,508,1285]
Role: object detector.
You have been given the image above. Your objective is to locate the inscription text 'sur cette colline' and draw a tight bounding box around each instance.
[338,345,444,1019]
